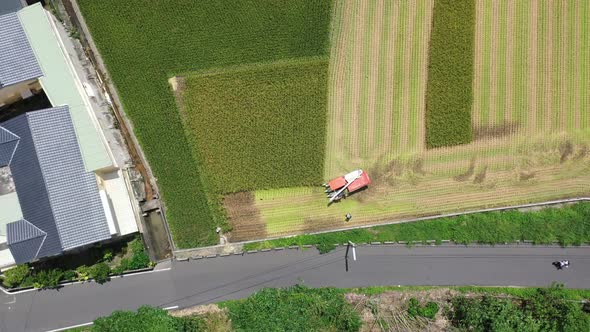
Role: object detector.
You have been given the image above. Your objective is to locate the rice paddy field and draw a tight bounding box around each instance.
[79,0,590,244]
[228,0,590,240]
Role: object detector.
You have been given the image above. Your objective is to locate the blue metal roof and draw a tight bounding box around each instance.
[2,106,111,263]
[0,11,43,88]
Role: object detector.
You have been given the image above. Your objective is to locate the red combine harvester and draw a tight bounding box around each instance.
[323,169,371,203]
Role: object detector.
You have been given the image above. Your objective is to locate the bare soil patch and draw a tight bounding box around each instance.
[473,121,520,140]
[224,192,266,241]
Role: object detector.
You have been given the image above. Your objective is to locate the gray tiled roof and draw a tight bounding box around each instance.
[0,127,19,167]
[0,0,23,16]
[7,219,46,264]
[2,106,111,263]
[0,12,43,88]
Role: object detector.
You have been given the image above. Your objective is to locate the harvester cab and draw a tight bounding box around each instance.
[323,169,371,203]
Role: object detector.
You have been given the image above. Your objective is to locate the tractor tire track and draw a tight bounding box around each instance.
[544,0,553,132]
[415,0,434,152]
[527,0,539,134]
[505,0,515,124]
[366,0,384,157]
[488,0,500,127]
[349,0,369,160]
[381,1,400,158]
[472,0,486,128]
[326,0,354,177]
[400,2,418,150]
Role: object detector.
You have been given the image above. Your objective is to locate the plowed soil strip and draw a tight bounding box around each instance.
[528,0,538,133]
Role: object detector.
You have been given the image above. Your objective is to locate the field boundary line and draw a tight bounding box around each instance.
[174,197,590,255]
[63,0,175,252]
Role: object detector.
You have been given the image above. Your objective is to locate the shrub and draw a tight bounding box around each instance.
[90,262,111,284]
[425,0,475,148]
[447,287,590,331]
[33,269,64,289]
[93,306,181,332]
[407,298,439,319]
[103,250,113,262]
[126,237,151,270]
[63,269,76,281]
[1,264,30,288]
[76,265,91,282]
[224,285,361,331]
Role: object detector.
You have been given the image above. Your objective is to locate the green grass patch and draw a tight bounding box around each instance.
[78,0,332,247]
[181,58,328,193]
[425,0,475,148]
[221,285,360,331]
[244,202,590,253]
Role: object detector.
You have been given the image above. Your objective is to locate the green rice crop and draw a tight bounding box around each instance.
[425,0,475,148]
[181,58,329,193]
[77,0,332,248]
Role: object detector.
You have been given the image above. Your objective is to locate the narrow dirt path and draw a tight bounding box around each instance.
[400,3,417,150]
[505,0,515,124]
[488,0,500,127]
[527,0,539,134]
[366,0,384,156]
[472,0,486,128]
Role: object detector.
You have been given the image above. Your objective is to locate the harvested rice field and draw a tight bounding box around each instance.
[226,0,590,241]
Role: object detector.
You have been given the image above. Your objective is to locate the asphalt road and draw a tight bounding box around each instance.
[2,245,590,331]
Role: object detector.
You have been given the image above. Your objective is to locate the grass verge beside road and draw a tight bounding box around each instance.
[244,202,590,253]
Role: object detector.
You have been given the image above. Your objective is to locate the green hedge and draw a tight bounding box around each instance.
[425,0,476,148]
[1,237,151,289]
[244,202,590,253]
[78,0,333,247]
